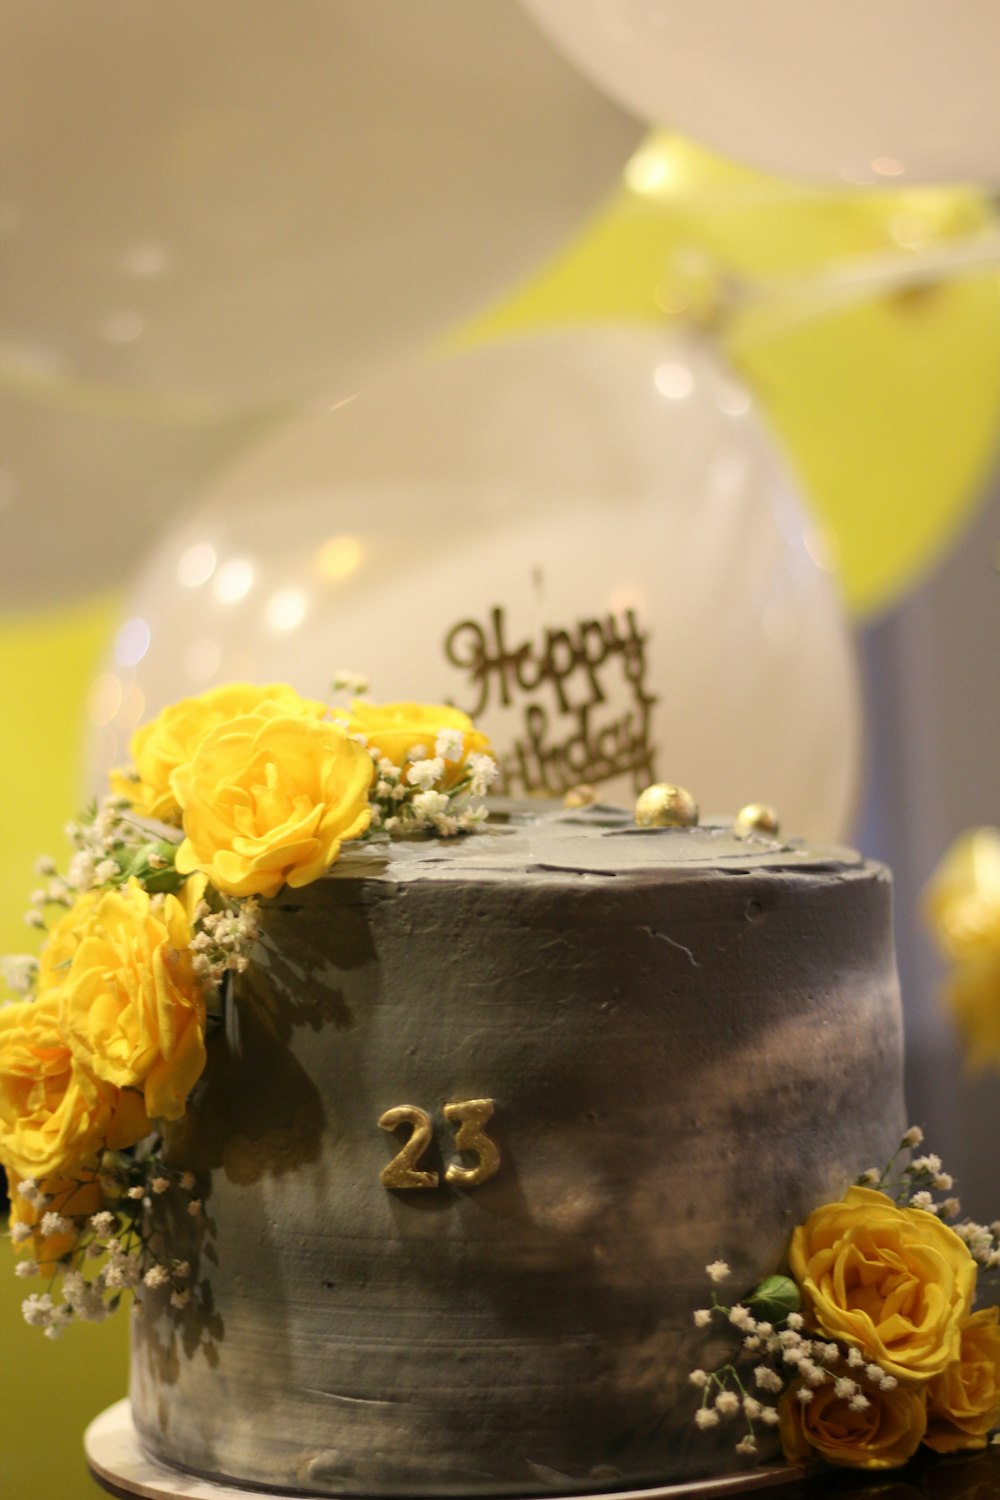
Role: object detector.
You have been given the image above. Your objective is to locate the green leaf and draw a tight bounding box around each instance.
[747,1274,801,1324]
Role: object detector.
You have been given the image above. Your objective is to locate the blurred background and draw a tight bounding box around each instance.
[2,3,999,1495]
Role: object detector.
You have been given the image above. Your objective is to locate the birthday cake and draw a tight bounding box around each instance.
[127,802,905,1495]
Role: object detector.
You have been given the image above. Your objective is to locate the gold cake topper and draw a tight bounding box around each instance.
[444,605,658,798]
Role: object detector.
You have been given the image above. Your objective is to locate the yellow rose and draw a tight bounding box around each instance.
[0,996,148,1181]
[925,1306,1000,1453]
[345,699,491,787]
[173,714,373,899]
[941,955,1000,1076]
[779,1376,927,1469]
[58,879,206,1122]
[925,829,1000,963]
[789,1186,977,1381]
[924,830,1000,1074]
[110,682,329,822]
[36,891,99,996]
[8,1167,103,1270]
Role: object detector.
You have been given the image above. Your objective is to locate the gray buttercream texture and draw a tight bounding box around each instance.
[130,806,906,1495]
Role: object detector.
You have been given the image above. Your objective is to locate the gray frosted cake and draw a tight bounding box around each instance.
[130,803,905,1495]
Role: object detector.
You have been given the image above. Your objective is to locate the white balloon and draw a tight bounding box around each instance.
[89,328,861,844]
[519,0,1000,186]
[0,0,639,606]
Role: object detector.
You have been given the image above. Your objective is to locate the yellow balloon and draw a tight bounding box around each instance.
[460,134,1000,620]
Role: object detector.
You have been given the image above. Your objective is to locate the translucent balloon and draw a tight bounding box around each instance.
[465,133,1000,620]
[0,0,639,605]
[519,0,1000,186]
[90,328,861,842]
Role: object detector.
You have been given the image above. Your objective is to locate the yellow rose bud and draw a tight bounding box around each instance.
[344,700,491,788]
[925,1306,1000,1453]
[173,714,373,899]
[779,1376,927,1469]
[58,880,206,1123]
[0,996,148,1181]
[789,1186,977,1381]
[110,682,329,823]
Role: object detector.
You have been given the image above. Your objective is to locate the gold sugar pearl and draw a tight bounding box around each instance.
[634,783,699,829]
[563,784,598,809]
[735,802,780,836]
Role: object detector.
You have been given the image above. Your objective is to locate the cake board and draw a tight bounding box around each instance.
[85,1400,807,1500]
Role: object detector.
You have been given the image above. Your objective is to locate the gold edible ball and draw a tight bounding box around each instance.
[735,802,780,836]
[634,783,699,829]
[563,784,598,809]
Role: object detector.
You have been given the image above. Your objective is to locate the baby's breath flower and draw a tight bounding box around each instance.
[22,1292,54,1327]
[412,789,449,820]
[179,1172,196,1192]
[786,1311,804,1331]
[693,1308,713,1327]
[743,1396,762,1419]
[759,1406,780,1426]
[735,1436,757,1456]
[833,1377,858,1399]
[796,1387,814,1405]
[39,1211,71,1237]
[715,1391,740,1417]
[902,1125,924,1147]
[728,1305,755,1331]
[9,1221,32,1244]
[150,1177,170,1195]
[434,728,464,763]
[706,1259,730,1282]
[689,1369,709,1388]
[406,757,445,791]
[754,1367,783,1393]
[17,1178,40,1203]
[187,1199,202,1217]
[848,1393,871,1412]
[0,954,40,996]
[170,1288,191,1310]
[143,1265,169,1289]
[126,1185,145,1200]
[14,1260,38,1278]
[694,1408,720,1430]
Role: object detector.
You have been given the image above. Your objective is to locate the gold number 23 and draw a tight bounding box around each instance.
[378,1099,500,1190]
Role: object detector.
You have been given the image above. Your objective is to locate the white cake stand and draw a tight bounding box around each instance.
[85,1399,806,1500]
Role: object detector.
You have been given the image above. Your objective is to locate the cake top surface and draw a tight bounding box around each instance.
[324,801,873,886]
